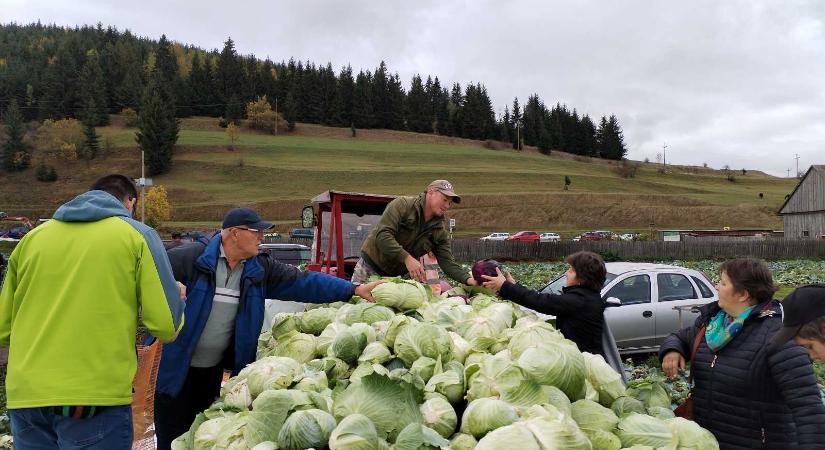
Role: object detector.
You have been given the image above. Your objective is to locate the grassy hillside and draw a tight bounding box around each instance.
[0,117,797,237]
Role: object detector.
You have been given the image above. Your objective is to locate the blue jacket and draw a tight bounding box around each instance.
[155,234,356,396]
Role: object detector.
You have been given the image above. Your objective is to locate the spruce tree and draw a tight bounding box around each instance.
[337,65,355,127]
[79,97,100,160]
[2,99,31,172]
[136,77,179,175]
[511,97,522,149]
[405,74,431,133]
[217,37,244,108]
[224,94,243,124]
[352,71,374,128]
[283,91,297,131]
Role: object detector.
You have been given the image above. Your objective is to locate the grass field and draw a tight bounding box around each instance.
[0,117,798,236]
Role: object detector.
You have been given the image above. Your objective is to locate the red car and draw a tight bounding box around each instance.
[506,231,540,241]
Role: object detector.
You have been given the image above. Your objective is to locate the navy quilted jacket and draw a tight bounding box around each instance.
[660,300,825,450]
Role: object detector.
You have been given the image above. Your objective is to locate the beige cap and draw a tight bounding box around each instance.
[427,179,461,204]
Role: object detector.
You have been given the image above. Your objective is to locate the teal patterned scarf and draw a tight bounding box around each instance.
[705,305,755,352]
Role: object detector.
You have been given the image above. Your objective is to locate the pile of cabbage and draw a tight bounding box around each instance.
[171,278,718,450]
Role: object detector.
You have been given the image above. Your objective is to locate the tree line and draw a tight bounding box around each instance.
[1,22,628,175]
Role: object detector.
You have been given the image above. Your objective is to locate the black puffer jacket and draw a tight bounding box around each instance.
[499,283,605,355]
[659,300,825,450]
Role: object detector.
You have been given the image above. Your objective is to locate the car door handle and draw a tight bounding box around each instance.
[642,310,653,318]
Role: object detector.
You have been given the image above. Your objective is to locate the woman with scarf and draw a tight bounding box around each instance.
[660,258,825,449]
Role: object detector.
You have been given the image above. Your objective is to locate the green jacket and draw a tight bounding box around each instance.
[361,193,469,283]
[0,190,185,408]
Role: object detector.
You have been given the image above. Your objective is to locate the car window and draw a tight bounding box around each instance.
[657,273,697,302]
[605,274,651,305]
[691,276,715,298]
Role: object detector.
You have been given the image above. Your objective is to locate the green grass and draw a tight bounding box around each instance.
[1,121,798,236]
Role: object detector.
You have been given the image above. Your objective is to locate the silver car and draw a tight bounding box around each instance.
[538,262,718,354]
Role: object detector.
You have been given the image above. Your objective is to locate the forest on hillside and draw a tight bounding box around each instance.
[0,22,628,163]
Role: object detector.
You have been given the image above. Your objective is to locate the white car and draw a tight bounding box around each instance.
[536,262,718,354]
[619,233,636,241]
[480,232,510,241]
[539,232,561,242]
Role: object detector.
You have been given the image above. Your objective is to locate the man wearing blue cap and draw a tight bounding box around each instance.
[152,207,383,450]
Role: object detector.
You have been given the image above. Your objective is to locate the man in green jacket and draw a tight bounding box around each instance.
[0,174,186,449]
[353,179,475,286]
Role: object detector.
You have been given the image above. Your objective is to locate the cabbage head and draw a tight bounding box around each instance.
[271,313,298,339]
[332,373,423,441]
[410,356,437,382]
[448,433,478,450]
[317,322,351,356]
[223,378,252,409]
[382,315,416,348]
[543,385,572,417]
[571,399,619,433]
[344,302,396,325]
[459,398,518,439]
[448,331,471,364]
[583,352,627,406]
[306,357,350,382]
[611,396,646,418]
[277,409,337,450]
[626,379,671,409]
[419,396,457,438]
[299,307,338,335]
[269,330,317,363]
[424,361,465,404]
[194,416,232,450]
[394,322,453,366]
[372,279,428,310]
[517,342,586,401]
[358,342,392,365]
[393,423,450,450]
[213,412,251,449]
[464,351,525,402]
[585,429,622,450]
[646,406,675,420]
[665,417,719,450]
[507,319,563,358]
[329,327,369,364]
[475,417,591,450]
[329,413,381,450]
[243,356,303,397]
[293,369,328,393]
[616,413,676,448]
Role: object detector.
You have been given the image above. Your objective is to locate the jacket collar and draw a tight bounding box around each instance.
[196,233,265,282]
[698,299,780,324]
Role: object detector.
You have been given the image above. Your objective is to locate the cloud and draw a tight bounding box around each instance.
[5,0,824,176]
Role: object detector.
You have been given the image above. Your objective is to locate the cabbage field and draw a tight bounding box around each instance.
[172,279,719,450]
[503,259,825,290]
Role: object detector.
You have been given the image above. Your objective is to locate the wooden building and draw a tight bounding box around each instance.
[779,165,825,240]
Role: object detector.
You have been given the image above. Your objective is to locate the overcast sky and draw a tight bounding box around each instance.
[6,0,824,176]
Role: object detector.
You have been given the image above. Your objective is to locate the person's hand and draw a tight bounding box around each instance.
[404,255,425,282]
[176,281,187,301]
[662,351,686,379]
[481,267,513,293]
[354,280,386,302]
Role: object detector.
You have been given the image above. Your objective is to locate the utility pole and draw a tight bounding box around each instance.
[662,143,668,171]
[787,168,791,178]
[794,153,800,178]
[516,120,521,150]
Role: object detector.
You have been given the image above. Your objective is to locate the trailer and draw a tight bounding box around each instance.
[300,191,396,279]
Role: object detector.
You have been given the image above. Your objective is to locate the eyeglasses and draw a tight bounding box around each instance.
[234,227,265,237]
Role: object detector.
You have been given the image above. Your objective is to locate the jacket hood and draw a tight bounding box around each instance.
[53,190,131,222]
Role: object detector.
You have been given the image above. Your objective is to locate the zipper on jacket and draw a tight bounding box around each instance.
[710,354,718,368]
[761,427,765,445]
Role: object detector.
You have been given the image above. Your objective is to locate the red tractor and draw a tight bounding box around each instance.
[300,191,396,279]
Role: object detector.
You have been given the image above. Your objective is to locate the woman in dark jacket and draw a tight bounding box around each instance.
[661,258,825,450]
[482,251,607,355]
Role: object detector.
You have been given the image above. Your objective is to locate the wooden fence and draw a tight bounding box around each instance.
[450,239,825,261]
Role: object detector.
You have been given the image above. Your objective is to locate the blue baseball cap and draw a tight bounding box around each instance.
[221,208,273,231]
